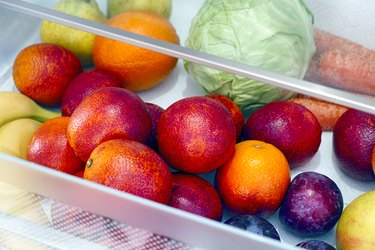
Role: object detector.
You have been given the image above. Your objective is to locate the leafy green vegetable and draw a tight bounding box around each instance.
[184,0,316,115]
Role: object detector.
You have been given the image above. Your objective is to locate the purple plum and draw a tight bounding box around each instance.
[297,240,336,250]
[279,171,343,237]
[224,214,281,241]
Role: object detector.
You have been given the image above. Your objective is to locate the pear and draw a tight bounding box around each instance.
[40,0,106,65]
[107,0,172,19]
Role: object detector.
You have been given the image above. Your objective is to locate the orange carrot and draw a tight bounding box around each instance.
[288,95,348,131]
[312,29,374,57]
[304,29,375,96]
[319,49,375,95]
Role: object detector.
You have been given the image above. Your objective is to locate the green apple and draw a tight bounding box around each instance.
[107,0,172,19]
[336,190,375,249]
[40,0,106,65]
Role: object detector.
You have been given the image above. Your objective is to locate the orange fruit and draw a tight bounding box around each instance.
[67,87,151,162]
[13,43,82,106]
[157,96,236,174]
[168,172,223,221]
[243,101,322,168]
[333,109,375,181]
[216,140,290,217]
[27,116,85,174]
[206,94,245,141]
[84,139,172,204]
[93,10,179,91]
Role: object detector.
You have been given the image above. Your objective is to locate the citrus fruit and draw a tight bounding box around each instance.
[216,140,290,216]
[243,101,322,168]
[333,109,375,181]
[145,102,164,151]
[84,139,172,204]
[157,96,236,174]
[27,116,85,174]
[13,43,82,106]
[67,87,151,162]
[206,94,245,141]
[61,68,122,116]
[93,10,179,91]
[168,172,223,221]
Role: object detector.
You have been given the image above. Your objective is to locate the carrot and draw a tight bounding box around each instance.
[288,95,348,131]
[304,29,375,96]
[319,49,375,94]
[312,29,374,57]
[304,54,320,83]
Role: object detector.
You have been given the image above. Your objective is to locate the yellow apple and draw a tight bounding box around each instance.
[336,190,375,249]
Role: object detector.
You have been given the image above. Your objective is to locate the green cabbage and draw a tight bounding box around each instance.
[184,0,316,115]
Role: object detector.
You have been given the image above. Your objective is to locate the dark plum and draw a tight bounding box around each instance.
[296,240,336,250]
[279,171,343,237]
[224,214,281,241]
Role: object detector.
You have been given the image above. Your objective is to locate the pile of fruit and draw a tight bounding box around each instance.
[1,0,375,249]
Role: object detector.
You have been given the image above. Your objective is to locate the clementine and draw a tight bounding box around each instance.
[93,10,179,91]
[216,140,290,217]
[84,139,172,204]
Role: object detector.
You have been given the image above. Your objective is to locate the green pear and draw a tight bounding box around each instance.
[40,0,106,66]
[336,190,375,249]
[107,0,172,19]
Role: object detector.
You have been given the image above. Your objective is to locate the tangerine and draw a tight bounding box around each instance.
[93,10,179,91]
[216,140,290,217]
